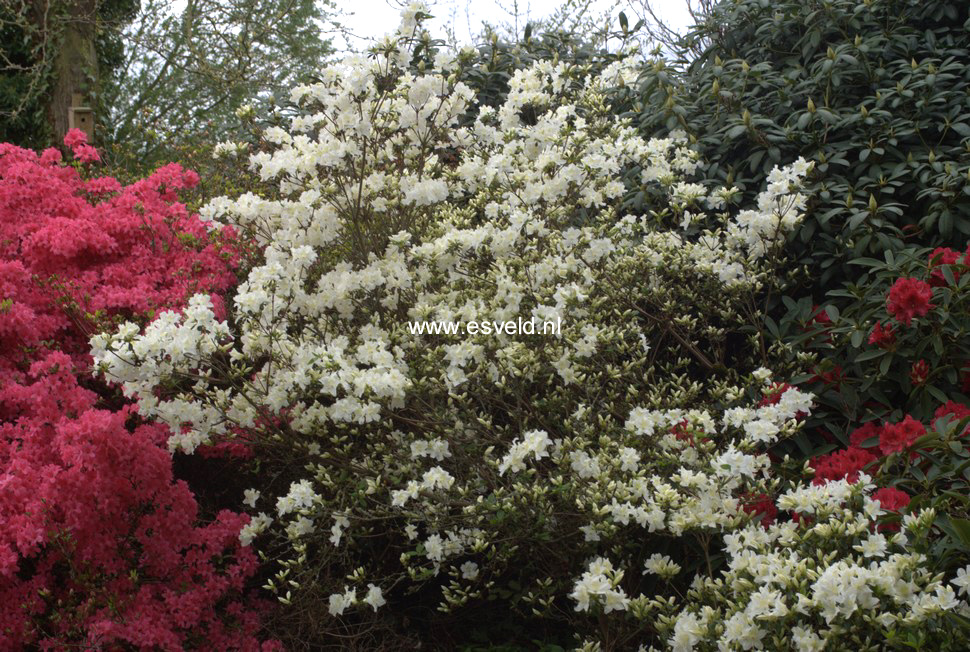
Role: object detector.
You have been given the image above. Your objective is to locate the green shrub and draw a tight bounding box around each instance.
[632,0,970,291]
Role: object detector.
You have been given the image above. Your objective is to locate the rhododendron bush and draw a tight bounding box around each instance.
[0,132,274,648]
[82,7,970,649]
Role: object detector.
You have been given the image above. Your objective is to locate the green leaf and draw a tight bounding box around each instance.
[927,384,949,404]
[950,517,970,547]
[855,348,885,362]
[879,354,892,375]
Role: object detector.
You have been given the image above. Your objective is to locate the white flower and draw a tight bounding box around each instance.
[952,566,970,597]
[855,533,888,558]
[330,514,350,546]
[643,553,681,579]
[239,512,272,546]
[363,584,386,611]
[460,561,479,580]
[791,626,825,652]
[425,534,445,562]
[499,429,553,475]
[242,488,260,508]
[752,367,772,382]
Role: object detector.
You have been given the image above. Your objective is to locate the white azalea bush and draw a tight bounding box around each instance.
[89,6,968,649]
[648,480,963,652]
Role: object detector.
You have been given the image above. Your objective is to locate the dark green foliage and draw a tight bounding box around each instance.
[0,1,56,147]
[458,29,620,116]
[0,0,138,148]
[632,0,970,290]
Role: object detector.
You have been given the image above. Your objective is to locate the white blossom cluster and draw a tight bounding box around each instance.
[661,478,964,651]
[86,3,860,646]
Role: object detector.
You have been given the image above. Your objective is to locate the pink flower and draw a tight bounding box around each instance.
[0,139,264,649]
[72,143,101,164]
[39,148,62,166]
[63,128,88,148]
[887,277,934,326]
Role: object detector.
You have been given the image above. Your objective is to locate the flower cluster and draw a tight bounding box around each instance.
[91,5,817,646]
[887,277,934,326]
[661,479,961,652]
[0,135,270,648]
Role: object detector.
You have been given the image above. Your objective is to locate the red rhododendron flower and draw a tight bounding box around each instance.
[809,364,844,386]
[849,421,883,448]
[879,416,926,455]
[872,487,911,532]
[810,304,831,327]
[741,492,778,528]
[928,247,962,286]
[760,382,794,407]
[867,322,896,348]
[872,487,911,512]
[669,419,700,446]
[910,359,930,385]
[812,446,878,484]
[935,401,970,422]
[887,277,934,326]
[934,401,970,436]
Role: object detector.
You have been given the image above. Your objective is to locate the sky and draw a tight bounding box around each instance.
[337,0,696,51]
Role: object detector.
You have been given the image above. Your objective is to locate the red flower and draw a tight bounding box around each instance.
[810,364,844,386]
[669,419,698,446]
[935,401,970,422]
[812,446,878,484]
[760,382,794,407]
[887,277,934,326]
[867,322,896,348]
[879,416,926,455]
[872,487,911,531]
[805,304,834,342]
[872,487,910,512]
[934,401,970,436]
[928,247,962,286]
[811,304,832,327]
[909,359,930,385]
[849,422,882,448]
[741,492,778,528]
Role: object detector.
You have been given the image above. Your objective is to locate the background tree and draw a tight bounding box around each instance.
[0,0,137,147]
[100,0,338,172]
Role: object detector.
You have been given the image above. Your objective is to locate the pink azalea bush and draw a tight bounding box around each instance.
[0,131,275,649]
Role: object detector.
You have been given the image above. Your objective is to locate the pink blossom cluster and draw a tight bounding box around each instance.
[0,130,238,380]
[0,133,275,649]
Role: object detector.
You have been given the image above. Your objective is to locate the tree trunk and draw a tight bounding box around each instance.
[46,0,99,144]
